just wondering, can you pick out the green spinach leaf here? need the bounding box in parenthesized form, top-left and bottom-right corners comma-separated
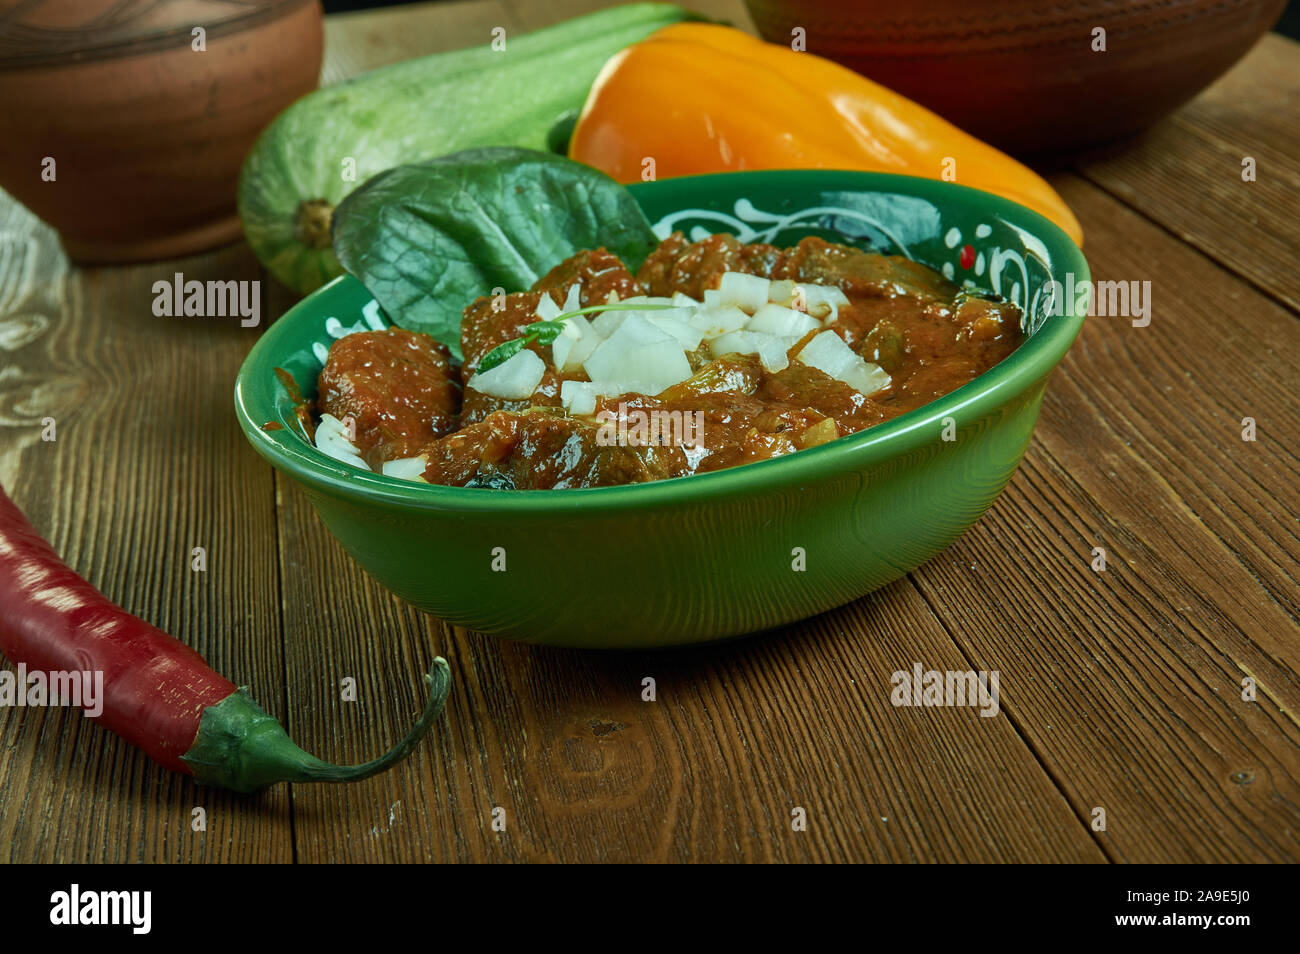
(331, 147, 659, 360)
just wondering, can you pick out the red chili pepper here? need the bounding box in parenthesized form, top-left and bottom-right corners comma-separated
(0, 485, 448, 793)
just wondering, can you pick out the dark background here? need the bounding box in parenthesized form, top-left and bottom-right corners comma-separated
(320, 0, 1300, 40)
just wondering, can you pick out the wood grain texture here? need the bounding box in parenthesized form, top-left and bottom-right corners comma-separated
(274, 481, 1105, 862)
(0, 199, 293, 862)
(1075, 34, 1300, 311)
(911, 174, 1300, 862)
(0, 0, 1297, 864)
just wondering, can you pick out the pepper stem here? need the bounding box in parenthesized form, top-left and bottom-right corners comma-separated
(181, 657, 451, 794)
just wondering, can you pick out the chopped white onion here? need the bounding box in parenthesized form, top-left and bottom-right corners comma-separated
(797, 331, 890, 396)
(763, 279, 848, 321)
(840, 359, 892, 396)
(560, 380, 600, 416)
(315, 413, 369, 470)
(688, 305, 749, 339)
(717, 272, 770, 314)
(802, 284, 850, 320)
(590, 308, 629, 338)
(746, 303, 820, 338)
(798, 330, 857, 376)
(707, 329, 792, 367)
(467, 348, 546, 399)
(589, 296, 661, 336)
(708, 330, 766, 358)
(562, 282, 582, 313)
(593, 302, 693, 339)
(647, 314, 705, 351)
(550, 314, 601, 373)
(507, 274, 868, 415)
(382, 456, 428, 481)
(767, 279, 798, 307)
(758, 337, 790, 373)
(584, 316, 693, 396)
(535, 293, 561, 321)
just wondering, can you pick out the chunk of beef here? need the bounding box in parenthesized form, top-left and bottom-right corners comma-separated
(420, 410, 673, 489)
(535, 248, 644, 307)
(636, 232, 783, 300)
(317, 328, 459, 468)
(775, 236, 950, 301)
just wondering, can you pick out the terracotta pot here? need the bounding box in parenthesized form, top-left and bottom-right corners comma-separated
(743, 0, 1287, 154)
(0, 0, 323, 263)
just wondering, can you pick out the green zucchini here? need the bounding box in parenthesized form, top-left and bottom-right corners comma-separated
(238, 3, 698, 295)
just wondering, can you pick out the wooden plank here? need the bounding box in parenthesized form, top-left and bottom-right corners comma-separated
(0, 196, 293, 861)
(910, 174, 1300, 862)
(273, 467, 1103, 862)
(1075, 34, 1300, 312)
(1047, 173, 1300, 635)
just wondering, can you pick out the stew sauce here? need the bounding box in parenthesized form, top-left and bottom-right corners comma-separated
(316, 234, 1024, 489)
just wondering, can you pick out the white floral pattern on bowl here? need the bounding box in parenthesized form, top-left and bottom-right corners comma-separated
(306, 195, 1059, 378)
(652, 199, 1057, 332)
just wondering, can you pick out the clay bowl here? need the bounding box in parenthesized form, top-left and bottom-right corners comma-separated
(743, 0, 1287, 154)
(0, 0, 323, 263)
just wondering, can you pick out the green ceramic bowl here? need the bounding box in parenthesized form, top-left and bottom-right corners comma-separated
(235, 171, 1087, 648)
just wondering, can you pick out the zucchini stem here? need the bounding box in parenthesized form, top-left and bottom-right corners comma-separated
(296, 199, 335, 250)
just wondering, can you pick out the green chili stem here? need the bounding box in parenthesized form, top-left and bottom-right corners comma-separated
(181, 657, 451, 793)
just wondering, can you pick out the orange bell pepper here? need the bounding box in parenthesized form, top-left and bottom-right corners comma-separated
(570, 23, 1083, 246)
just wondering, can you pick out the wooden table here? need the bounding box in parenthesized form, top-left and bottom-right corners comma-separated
(2, 0, 1297, 864)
